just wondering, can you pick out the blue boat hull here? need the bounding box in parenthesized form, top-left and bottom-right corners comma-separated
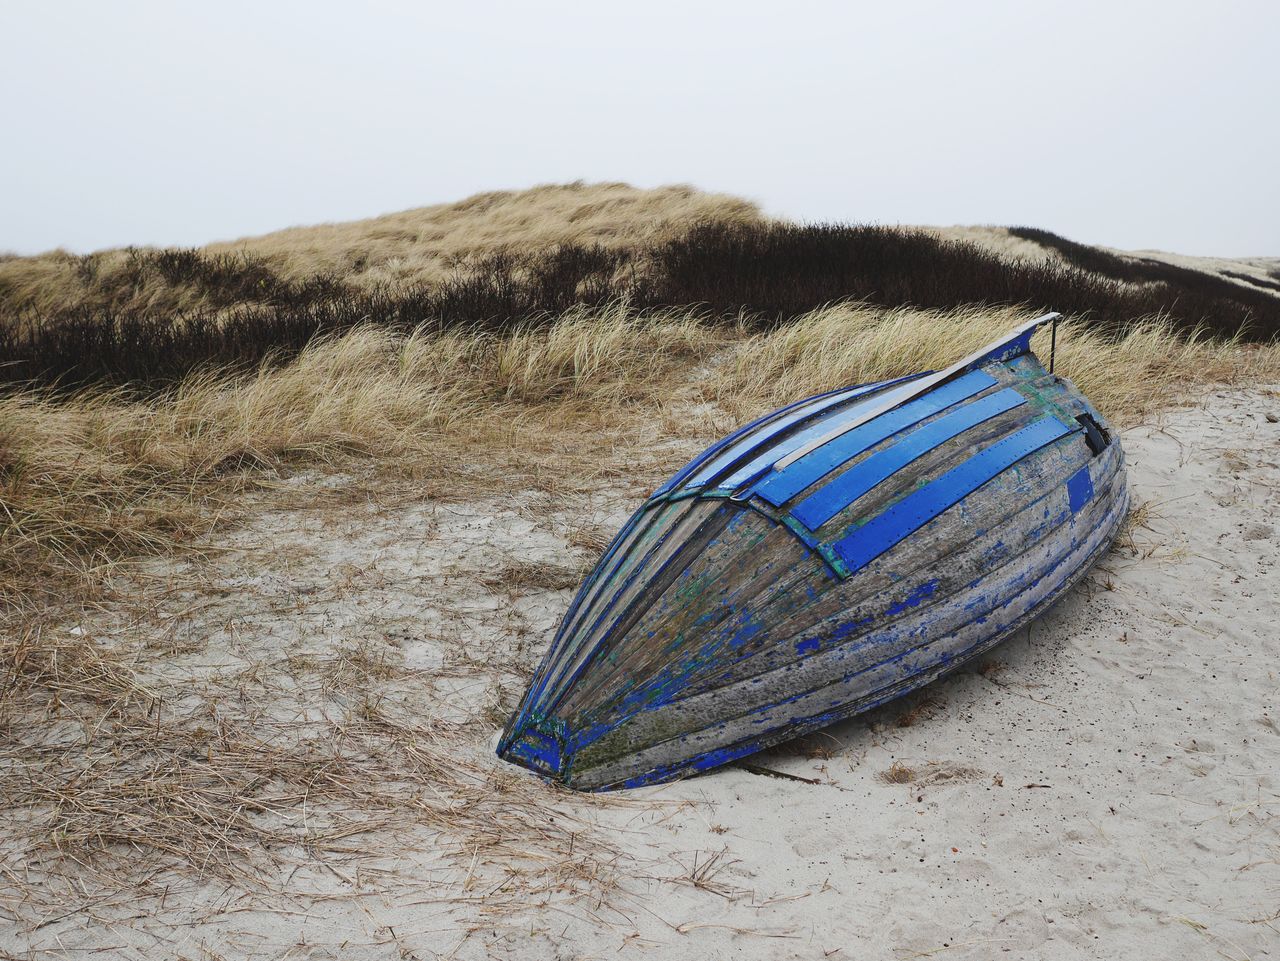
(499, 316, 1128, 790)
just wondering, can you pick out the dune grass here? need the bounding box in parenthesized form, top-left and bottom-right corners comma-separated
(4, 187, 1278, 389)
(0, 622, 633, 903)
(0, 306, 717, 613)
(213, 180, 762, 288)
(6, 302, 1275, 621)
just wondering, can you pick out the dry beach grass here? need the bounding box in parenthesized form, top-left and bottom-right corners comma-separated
(4, 186, 1278, 389)
(0, 182, 762, 316)
(0, 306, 716, 611)
(714, 304, 1279, 417)
(8, 303, 1276, 619)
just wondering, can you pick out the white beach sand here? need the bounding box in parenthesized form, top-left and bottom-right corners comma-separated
(3, 386, 1277, 960)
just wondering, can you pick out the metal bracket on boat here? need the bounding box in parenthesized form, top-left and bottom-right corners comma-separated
(1075, 412, 1110, 455)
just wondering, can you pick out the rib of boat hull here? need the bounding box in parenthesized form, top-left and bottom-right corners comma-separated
(499, 315, 1128, 790)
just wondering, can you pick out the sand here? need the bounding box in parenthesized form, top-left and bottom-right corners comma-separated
(2, 385, 1277, 960)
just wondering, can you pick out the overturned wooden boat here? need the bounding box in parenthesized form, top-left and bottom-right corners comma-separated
(498, 313, 1128, 790)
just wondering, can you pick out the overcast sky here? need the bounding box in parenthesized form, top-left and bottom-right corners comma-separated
(3, 1, 1277, 257)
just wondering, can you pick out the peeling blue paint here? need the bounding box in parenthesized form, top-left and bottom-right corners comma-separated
(754, 369, 1000, 508)
(683, 375, 922, 491)
(833, 416, 1074, 573)
(795, 636, 821, 656)
(886, 578, 940, 617)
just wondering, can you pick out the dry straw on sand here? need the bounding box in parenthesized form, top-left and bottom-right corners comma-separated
(0, 622, 644, 917)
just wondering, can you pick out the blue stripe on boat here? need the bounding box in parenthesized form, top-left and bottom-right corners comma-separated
(832, 416, 1074, 573)
(753, 369, 999, 507)
(683, 375, 921, 490)
(651, 383, 870, 497)
(792, 387, 1028, 531)
(713, 378, 955, 493)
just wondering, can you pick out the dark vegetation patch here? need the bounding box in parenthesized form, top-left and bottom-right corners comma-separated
(1007, 226, 1280, 331)
(133, 248, 350, 308)
(3, 224, 1277, 389)
(1222, 269, 1280, 294)
(27, 247, 350, 315)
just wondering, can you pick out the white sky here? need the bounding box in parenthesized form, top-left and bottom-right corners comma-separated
(2, 0, 1277, 257)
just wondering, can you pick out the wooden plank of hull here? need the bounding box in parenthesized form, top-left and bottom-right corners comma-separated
(556, 498, 696, 649)
(526, 498, 726, 712)
(814, 372, 1090, 544)
(517, 500, 681, 706)
(753, 359, 1043, 508)
(682, 376, 920, 489)
(559, 516, 820, 719)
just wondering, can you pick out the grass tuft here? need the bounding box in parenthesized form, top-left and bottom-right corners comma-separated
(712, 303, 1278, 421)
(0, 307, 717, 611)
(881, 761, 917, 784)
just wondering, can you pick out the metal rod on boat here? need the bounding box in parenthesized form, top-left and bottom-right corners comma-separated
(1049, 314, 1059, 375)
